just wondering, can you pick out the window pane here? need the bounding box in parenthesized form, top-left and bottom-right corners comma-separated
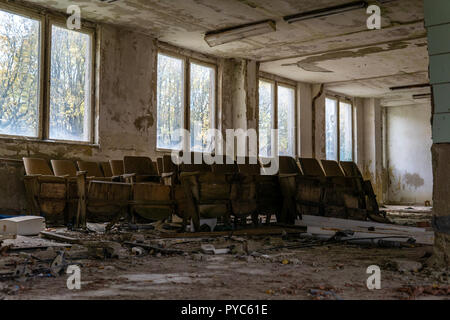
(278, 85, 295, 156)
(0, 10, 40, 137)
(49, 26, 91, 141)
(325, 98, 338, 160)
(157, 53, 184, 150)
(259, 80, 274, 157)
(190, 63, 215, 153)
(339, 102, 353, 161)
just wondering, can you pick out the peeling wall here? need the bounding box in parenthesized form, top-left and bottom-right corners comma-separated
(298, 83, 313, 158)
(312, 85, 326, 160)
(354, 97, 365, 170)
(363, 98, 384, 203)
(386, 103, 433, 205)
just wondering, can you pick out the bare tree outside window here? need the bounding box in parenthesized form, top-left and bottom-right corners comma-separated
(259, 80, 274, 157)
(278, 85, 295, 156)
(157, 53, 184, 150)
(190, 63, 215, 153)
(49, 25, 92, 142)
(0, 10, 40, 137)
(326, 98, 338, 161)
(339, 101, 353, 161)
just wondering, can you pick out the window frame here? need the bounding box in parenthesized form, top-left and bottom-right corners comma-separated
(325, 95, 355, 162)
(0, 3, 97, 145)
(156, 48, 218, 154)
(258, 76, 298, 158)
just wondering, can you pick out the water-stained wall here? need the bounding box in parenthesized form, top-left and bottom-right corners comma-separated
(386, 103, 433, 205)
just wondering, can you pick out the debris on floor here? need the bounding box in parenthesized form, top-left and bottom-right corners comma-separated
(0, 218, 444, 300)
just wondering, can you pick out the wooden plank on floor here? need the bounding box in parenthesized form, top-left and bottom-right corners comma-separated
(296, 215, 434, 245)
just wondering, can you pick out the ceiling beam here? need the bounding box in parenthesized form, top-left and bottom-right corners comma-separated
(260, 21, 425, 63)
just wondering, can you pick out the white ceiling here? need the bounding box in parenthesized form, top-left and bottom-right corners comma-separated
(20, 0, 429, 100)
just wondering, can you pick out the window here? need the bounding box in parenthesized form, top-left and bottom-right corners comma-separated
(325, 97, 354, 161)
(190, 63, 215, 152)
(157, 53, 184, 150)
(0, 5, 95, 142)
(0, 9, 40, 137)
(339, 101, 353, 161)
(49, 26, 92, 142)
(157, 52, 216, 152)
(258, 80, 274, 157)
(258, 78, 296, 157)
(277, 85, 295, 156)
(325, 98, 338, 160)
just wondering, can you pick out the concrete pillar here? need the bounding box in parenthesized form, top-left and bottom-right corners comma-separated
(298, 83, 313, 158)
(217, 58, 259, 157)
(363, 98, 384, 203)
(354, 98, 365, 170)
(424, 0, 450, 267)
(312, 85, 326, 160)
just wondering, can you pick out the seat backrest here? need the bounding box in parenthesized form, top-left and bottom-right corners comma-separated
(279, 156, 301, 175)
(212, 156, 238, 174)
(123, 156, 158, 175)
(156, 158, 163, 175)
(100, 162, 113, 177)
(23, 158, 53, 176)
(109, 160, 124, 176)
(179, 152, 210, 173)
(321, 160, 345, 177)
(237, 157, 260, 175)
(162, 154, 178, 174)
(77, 161, 104, 177)
(51, 160, 77, 177)
(298, 158, 325, 177)
(340, 161, 363, 177)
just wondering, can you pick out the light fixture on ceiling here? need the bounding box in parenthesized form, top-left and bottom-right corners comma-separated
(389, 83, 430, 91)
(204, 20, 276, 47)
(413, 93, 431, 100)
(283, 1, 368, 24)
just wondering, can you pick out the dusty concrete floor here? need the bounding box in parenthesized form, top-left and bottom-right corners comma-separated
(1, 224, 448, 300)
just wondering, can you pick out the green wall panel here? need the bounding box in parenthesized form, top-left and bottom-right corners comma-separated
(433, 84, 450, 114)
(430, 54, 450, 85)
(427, 24, 450, 55)
(433, 113, 450, 143)
(424, 0, 450, 27)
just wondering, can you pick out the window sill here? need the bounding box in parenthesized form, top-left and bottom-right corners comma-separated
(0, 135, 100, 148)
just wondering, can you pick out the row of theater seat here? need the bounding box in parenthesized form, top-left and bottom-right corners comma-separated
(22, 154, 383, 230)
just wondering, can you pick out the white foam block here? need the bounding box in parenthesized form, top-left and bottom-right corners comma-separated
(0, 216, 45, 236)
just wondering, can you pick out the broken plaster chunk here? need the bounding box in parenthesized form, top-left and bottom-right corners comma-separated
(131, 247, 144, 256)
(201, 244, 230, 255)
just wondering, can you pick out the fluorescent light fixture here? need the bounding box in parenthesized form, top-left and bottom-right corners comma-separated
(204, 20, 276, 47)
(389, 83, 430, 91)
(413, 93, 431, 100)
(284, 1, 367, 24)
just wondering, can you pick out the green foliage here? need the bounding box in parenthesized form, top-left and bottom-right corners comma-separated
(49, 26, 91, 141)
(0, 11, 40, 137)
(157, 54, 184, 149)
(0, 10, 91, 141)
(259, 80, 273, 157)
(157, 54, 215, 151)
